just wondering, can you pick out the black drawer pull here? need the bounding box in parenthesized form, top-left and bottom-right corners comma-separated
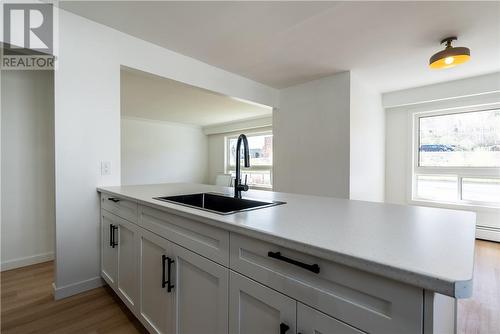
(268, 251, 320, 274)
(166, 257, 175, 292)
(110, 225, 118, 248)
(162, 255, 168, 288)
(108, 197, 120, 203)
(109, 224, 113, 247)
(161, 255, 175, 292)
(280, 323, 290, 334)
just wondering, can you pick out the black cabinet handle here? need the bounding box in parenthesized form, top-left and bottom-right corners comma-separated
(280, 323, 290, 334)
(161, 255, 175, 292)
(268, 251, 320, 274)
(111, 225, 118, 248)
(109, 224, 113, 247)
(108, 197, 120, 203)
(166, 257, 175, 292)
(162, 255, 168, 288)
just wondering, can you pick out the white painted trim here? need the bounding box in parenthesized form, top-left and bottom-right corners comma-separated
(408, 199, 500, 213)
(406, 103, 500, 209)
(0, 252, 54, 272)
(121, 116, 203, 129)
(228, 96, 274, 110)
(386, 93, 500, 115)
(476, 226, 500, 243)
(203, 116, 272, 135)
(383, 72, 500, 108)
(53, 276, 104, 300)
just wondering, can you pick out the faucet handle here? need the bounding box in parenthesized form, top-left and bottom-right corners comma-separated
(236, 174, 249, 192)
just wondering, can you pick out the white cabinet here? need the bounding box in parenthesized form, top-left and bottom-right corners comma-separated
(101, 192, 138, 223)
(100, 192, 429, 334)
(115, 217, 139, 312)
(229, 271, 296, 334)
(297, 303, 363, 334)
(171, 243, 228, 334)
(100, 210, 139, 312)
(138, 205, 230, 266)
(101, 210, 118, 287)
(230, 233, 422, 334)
(138, 227, 174, 334)
(137, 227, 229, 334)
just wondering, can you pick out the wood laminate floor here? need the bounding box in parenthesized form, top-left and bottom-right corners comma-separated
(457, 240, 500, 334)
(1, 240, 499, 334)
(0, 262, 146, 334)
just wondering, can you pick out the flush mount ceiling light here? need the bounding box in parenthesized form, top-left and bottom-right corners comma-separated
(429, 37, 470, 69)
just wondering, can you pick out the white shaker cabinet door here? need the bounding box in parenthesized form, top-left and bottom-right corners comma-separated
(101, 211, 118, 288)
(138, 228, 174, 334)
(171, 243, 229, 334)
(229, 271, 296, 334)
(297, 303, 364, 334)
(116, 217, 140, 312)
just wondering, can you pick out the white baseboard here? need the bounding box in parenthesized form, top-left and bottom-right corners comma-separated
(53, 276, 105, 300)
(0, 252, 54, 272)
(476, 226, 500, 243)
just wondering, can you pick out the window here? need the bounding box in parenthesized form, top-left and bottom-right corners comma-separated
(225, 131, 273, 189)
(412, 108, 500, 207)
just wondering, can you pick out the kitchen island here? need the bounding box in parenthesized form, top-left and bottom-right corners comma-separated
(97, 183, 475, 334)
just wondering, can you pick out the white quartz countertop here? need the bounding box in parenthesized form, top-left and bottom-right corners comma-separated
(97, 183, 476, 298)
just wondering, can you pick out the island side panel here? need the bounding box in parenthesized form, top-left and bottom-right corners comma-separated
(424, 290, 457, 334)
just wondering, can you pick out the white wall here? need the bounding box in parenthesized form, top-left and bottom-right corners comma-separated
(384, 73, 500, 241)
(385, 109, 409, 204)
(349, 74, 385, 202)
(207, 125, 272, 185)
(121, 117, 207, 185)
(1, 70, 55, 271)
(54, 9, 278, 299)
(274, 73, 351, 198)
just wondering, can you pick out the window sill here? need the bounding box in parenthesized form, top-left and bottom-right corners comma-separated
(409, 198, 500, 212)
(249, 185, 273, 191)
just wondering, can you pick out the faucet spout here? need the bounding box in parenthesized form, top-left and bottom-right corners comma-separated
(234, 134, 250, 198)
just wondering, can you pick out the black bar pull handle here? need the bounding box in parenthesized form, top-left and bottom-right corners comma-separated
(111, 225, 118, 248)
(166, 257, 175, 292)
(162, 255, 167, 288)
(109, 224, 113, 247)
(268, 251, 320, 274)
(280, 323, 290, 334)
(108, 197, 120, 203)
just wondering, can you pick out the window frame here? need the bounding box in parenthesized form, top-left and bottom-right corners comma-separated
(410, 106, 500, 209)
(224, 130, 274, 190)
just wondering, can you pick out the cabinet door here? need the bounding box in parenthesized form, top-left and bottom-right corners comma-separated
(229, 271, 296, 334)
(171, 243, 229, 334)
(297, 303, 363, 334)
(116, 218, 139, 312)
(138, 228, 174, 334)
(101, 210, 118, 287)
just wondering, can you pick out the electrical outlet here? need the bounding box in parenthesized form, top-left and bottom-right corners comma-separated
(101, 161, 111, 176)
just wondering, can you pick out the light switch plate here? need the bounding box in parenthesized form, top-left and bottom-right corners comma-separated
(101, 161, 111, 175)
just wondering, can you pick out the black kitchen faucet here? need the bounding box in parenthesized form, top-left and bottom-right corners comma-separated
(234, 134, 250, 198)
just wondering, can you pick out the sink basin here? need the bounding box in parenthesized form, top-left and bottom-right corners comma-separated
(153, 192, 285, 215)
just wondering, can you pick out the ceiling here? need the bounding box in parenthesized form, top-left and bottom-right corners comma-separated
(61, 1, 500, 92)
(120, 67, 271, 126)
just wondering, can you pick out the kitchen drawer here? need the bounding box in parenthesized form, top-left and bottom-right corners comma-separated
(298, 302, 364, 334)
(101, 193, 138, 223)
(138, 205, 229, 266)
(229, 233, 423, 334)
